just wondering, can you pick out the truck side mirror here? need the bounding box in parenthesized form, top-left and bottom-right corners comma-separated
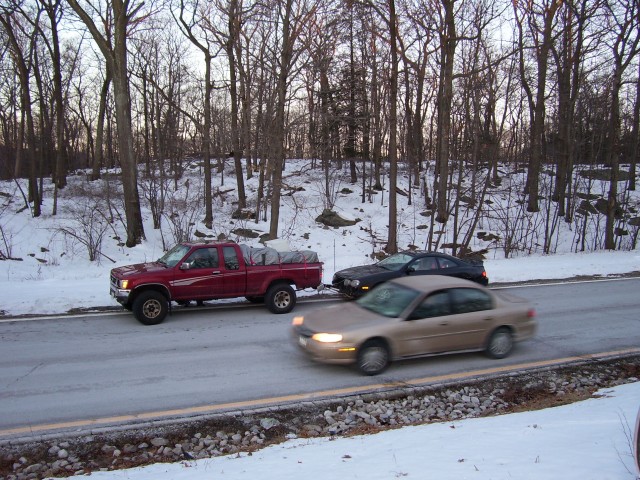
(179, 262, 191, 270)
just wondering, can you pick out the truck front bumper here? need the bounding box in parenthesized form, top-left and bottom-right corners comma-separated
(110, 285, 131, 304)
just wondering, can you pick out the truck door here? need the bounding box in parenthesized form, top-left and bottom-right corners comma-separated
(172, 247, 224, 300)
(220, 246, 247, 296)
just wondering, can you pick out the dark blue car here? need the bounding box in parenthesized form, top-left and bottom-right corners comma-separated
(331, 251, 488, 298)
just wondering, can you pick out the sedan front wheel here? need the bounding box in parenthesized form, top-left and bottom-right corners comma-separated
(357, 341, 390, 375)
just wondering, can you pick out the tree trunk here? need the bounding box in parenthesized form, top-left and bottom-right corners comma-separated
(385, 0, 398, 253)
(435, 0, 456, 225)
(227, 0, 246, 210)
(0, 12, 41, 217)
(67, 0, 145, 246)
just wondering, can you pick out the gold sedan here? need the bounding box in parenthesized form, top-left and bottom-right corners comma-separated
(292, 275, 536, 375)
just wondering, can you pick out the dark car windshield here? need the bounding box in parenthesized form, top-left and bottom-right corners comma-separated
(376, 252, 414, 271)
(157, 244, 191, 267)
(356, 282, 421, 318)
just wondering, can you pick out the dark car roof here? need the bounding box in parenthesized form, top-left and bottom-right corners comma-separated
(390, 274, 485, 292)
(395, 251, 463, 261)
(403, 251, 453, 257)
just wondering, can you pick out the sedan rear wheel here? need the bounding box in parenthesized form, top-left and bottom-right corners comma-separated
(357, 341, 389, 376)
(486, 327, 513, 359)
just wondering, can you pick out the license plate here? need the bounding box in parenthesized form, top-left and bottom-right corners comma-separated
(298, 336, 308, 348)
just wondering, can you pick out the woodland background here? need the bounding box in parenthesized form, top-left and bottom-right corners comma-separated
(1, 0, 640, 258)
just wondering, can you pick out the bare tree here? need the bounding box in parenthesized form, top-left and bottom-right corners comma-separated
(602, 0, 640, 249)
(362, 0, 399, 253)
(268, 0, 317, 240)
(204, 0, 252, 211)
(66, 0, 146, 247)
(174, 0, 218, 228)
(0, 4, 42, 216)
(513, 0, 562, 213)
(551, 0, 600, 221)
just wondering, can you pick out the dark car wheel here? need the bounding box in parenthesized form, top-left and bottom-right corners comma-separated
(133, 291, 169, 326)
(265, 284, 296, 314)
(357, 340, 390, 375)
(485, 327, 513, 359)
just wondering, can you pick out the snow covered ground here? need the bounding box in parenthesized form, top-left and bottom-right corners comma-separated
(1, 160, 640, 317)
(73, 381, 640, 480)
(1, 163, 639, 478)
(1, 244, 639, 317)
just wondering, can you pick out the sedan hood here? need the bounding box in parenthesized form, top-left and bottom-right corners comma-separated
(301, 301, 386, 332)
(335, 264, 387, 279)
(111, 262, 166, 277)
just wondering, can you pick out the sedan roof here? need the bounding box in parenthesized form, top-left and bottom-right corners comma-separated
(389, 274, 484, 292)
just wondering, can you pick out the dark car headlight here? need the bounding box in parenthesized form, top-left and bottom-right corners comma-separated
(350, 279, 360, 287)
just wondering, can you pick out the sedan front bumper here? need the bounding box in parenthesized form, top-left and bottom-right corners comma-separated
(292, 328, 358, 365)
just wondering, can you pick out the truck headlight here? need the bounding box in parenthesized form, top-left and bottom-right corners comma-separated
(120, 280, 130, 289)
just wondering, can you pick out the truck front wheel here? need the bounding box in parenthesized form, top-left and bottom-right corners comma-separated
(133, 291, 169, 325)
(266, 284, 296, 314)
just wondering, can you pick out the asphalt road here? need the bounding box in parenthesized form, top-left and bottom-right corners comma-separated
(1, 278, 639, 437)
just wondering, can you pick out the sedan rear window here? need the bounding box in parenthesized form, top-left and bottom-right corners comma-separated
(450, 288, 493, 314)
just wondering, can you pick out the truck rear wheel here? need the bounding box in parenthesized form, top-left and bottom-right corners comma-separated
(133, 291, 168, 325)
(265, 284, 296, 314)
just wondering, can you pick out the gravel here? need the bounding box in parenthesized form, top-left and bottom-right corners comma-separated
(1, 354, 639, 479)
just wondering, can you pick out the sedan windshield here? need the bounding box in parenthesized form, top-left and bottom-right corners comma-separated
(356, 282, 421, 318)
(157, 244, 191, 267)
(376, 252, 414, 271)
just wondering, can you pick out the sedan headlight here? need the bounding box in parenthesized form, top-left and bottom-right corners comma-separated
(351, 279, 360, 287)
(312, 333, 343, 343)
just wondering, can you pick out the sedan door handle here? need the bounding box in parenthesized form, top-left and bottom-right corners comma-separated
(484, 317, 493, 321)
(439, 321, 449, 326)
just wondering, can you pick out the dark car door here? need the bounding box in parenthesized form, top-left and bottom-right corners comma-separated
(406, 256, 441, 275)
(434, 257, 477, 281)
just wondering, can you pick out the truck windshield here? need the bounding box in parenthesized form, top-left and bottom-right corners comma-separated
(376, 253, 414, 271)
(157, 244, 191, 267)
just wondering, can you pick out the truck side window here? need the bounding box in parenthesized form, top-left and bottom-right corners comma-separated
(187, 248, 219, 269)
(223, 246, 239, 270)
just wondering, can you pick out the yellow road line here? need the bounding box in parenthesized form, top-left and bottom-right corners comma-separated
(3, 347, 639, 438)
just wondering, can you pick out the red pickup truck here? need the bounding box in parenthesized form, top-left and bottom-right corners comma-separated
(110, 241, 323, 325)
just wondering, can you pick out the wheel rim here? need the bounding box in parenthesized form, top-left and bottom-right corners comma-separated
(273, 291, 291, 309)
(142, 299, 162, 319)
(489, 331, 512, 356)
(359, 346, 388, 374)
